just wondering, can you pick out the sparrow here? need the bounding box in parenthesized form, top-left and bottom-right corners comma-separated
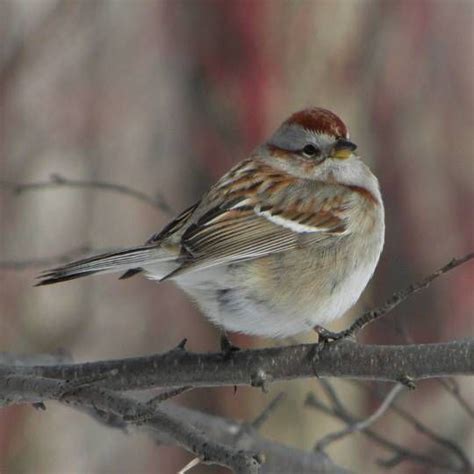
(37, 107, 385, 339)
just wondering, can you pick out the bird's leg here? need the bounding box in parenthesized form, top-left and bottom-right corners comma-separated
(220, 331, 241, 356)
(312, 325, 356, 377)
(311, 325, 342, 378)
(314, 325, 343, 343)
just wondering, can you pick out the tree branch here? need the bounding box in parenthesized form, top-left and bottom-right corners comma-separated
(359, 382, 473, 472)
(321, 252, 474, 340)
(165, 403, 349, 474)
(0, 373, 348, 473)
(0, 173, 173, 214)
(0, 374, 260, 473)
(314, 383, 405, 451)
(305, 391, 463, 472)
(1, 340, 472, 397)
(438, 378, 474, 419)
(65, 387, 261, 474)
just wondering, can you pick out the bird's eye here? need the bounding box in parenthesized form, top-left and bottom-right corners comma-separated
(302, 144, 320, 158)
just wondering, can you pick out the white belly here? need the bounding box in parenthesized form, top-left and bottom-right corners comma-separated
(173, 233, 383, 338)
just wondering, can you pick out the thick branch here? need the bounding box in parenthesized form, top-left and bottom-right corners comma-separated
(1, 340, 472, 395)
(0, 374, 259, 473)
(64, 387, 260, 474)
(164, 403, 349, 474)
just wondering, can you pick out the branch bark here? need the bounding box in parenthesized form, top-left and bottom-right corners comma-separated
(1, 340, 472, 396)
(0, 373, 348, 473)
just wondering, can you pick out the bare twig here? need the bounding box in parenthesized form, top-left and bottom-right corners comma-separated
(438, 378, 474, 419)
(0, 174, 176, 270)
(305, 392, 462, 472)
(251, 392, 286, 431)
(328, 253, 474, 340)
(330, 379, 472, 472)
(318, 379, 347, 414)
(146, 386, 192, 408)
(128, 386, 193, 424)
(0, 174, 173, 214)
(178, 457, 202, 474)
(367, 383, 473, 472)
(314, 384, 405, 451)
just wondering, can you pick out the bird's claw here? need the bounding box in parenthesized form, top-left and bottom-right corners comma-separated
(313, 325, 347, 344)
(220, 333, 241, 357)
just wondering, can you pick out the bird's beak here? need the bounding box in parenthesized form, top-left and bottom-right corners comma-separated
(330, 139, 357, 160)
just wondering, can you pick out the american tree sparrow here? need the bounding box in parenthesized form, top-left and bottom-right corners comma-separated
(38, 107, 385, 339)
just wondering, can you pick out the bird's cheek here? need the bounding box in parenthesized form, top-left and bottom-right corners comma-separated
(299, 158, 325, 175)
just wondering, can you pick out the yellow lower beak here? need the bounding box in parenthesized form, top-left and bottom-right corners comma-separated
(331, 139, 357, 160)
(331, 148, 353, 160)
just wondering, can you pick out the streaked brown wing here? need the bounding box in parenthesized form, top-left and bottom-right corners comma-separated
(181, 209, 301, 264)
(162, 162, 353, 279)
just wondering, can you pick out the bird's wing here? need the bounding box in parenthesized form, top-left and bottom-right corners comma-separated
(117, 201, 201, 279)
(146, 201, 201, 244)
(160, 160, 356, 279)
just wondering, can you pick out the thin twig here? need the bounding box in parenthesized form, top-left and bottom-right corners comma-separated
(178, 457, 202, 474)
(382, 385, 472, 472)
(127, 386, 193, 424)
(314, 383, 405, 451)
(438, 378, 474, 419)
(384, 391, 472, 472)
(318, 379, 347, 414)
(305, 392, 462, 472)
(0, 174, 173, 214)
(330, 253, 474, 339)
(350, 380, 472, 472)
(232, 392, 286, 446)
(251, 392, 286, 431)
(147, 386, 192, 409)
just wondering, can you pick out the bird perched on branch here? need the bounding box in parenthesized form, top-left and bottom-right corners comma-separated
(37, 107, 385, 339)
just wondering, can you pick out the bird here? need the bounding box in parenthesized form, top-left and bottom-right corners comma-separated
(37, 107, 385, 339)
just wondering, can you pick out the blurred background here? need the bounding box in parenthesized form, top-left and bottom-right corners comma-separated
(0, 0, 473, 473)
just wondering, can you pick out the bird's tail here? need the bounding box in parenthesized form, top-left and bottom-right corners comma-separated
(36, 245, 174, 286)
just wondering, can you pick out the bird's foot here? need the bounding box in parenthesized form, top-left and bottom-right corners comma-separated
(313, 325, 353, 344)
(220, 333, 240, 357)
(312, 325, 355, 377)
